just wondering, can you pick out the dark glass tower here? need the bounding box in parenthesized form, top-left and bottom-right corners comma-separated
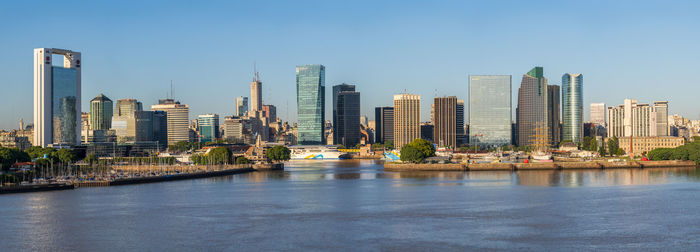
(333, 84, 360, 147)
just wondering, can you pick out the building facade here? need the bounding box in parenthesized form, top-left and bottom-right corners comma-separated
(197, 114, 220, 143)
(262, 105, 277, 122)
(393, 94, 420, 148)
(612, 136, 684, 157)
(516, 67, 549, 147)
(590, 102, 606, 126)
(562, 73, 583, 144)
(251, 74, 262, 112)
(374, 107, 394, 144)
(151, 99, 190, 144)
(235, 96, 248, 117)
(547, 84, 561, 146)
(332, 84, 361, 147)
(296, 64, 325, 145)
(469, 75, 512, 147)
(607, 99, 669, 138)
(34, 48, 82, 147)
(89, 94, 113, 131)
(433, 96, 457, 148)
(456, 99, 465, 147)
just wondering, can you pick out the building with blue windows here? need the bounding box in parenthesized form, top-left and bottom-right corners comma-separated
(198, 114, 220, 143)
(562, 73, 583, 144)
(469, 75, 512, 148)
(296, 64, 325, 145)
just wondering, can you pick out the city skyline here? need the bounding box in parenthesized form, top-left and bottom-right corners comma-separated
(2, 1, 700, 130)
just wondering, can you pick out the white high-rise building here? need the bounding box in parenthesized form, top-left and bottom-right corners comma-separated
(251, 73, 262, 112)
(607, 99, 669, 138)
(590, 102, 606, 126)
(34, 48, 82, 147)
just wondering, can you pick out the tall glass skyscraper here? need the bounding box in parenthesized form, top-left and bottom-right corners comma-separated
(34, 48, 81, 147)
(517, 67, 549, 147)
(562, 73, 583, 143)
(296, 64, 325, 145)
(333, 83, 360, 147)
(469, 75, 512, 147)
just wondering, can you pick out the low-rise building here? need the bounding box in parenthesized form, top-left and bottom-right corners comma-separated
(611, 136, 685, 157)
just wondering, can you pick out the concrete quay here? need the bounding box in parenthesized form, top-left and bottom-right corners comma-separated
(384, 160, 697, 172)
(0, 183, 75, 194)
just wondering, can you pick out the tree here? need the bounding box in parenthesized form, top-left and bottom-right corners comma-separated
(84, 154, 98, 166)
(598, 144, 606, 157)
(582, 136, 592, 150)
(266, 146, 291, 162)
(169, 141, 194, 152)
(207, 147, 232, 164)
(589, 137, 598, 152)
(235, 156, 251, 164)
(405, 139, 435, 158)
(56, 149, 78, 164)
(400, 145, 425, 163)
(607, 137, 620, 156)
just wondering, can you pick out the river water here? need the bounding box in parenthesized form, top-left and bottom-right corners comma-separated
(1, 160, 700, 251)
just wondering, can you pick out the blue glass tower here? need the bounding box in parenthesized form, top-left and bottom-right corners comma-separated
(469, 75, 512, 147)
(198, 114, 220, 143)
(296, 64, 325, 145)
(562, 73, 583, 144)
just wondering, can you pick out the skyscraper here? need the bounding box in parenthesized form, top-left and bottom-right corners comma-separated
(517, 67, 549, 147)
(393, 94, 420, 148)
(562, 73, 583, 144)
(456, 99, 465, 147)
(590, 103, 606, 126)
(152, 110, 168, 148)
(333, 83, 361, 147)
(262, 104, 277, 122)
(235, 96, 248, 117)
(469, 75, 512, 147)
(90, 93, 113, 131)
(653, 101, 669, 136)
(34, 48, 82, 147)
(547, 85, 561, 146)
(151, 99, 190, 144)
(251, 73, 262, 112)
(374, 107, 394, 144)
(198, 114, 220, 143)
(296, 64, 325, 145)
(433, 96, 457, 148)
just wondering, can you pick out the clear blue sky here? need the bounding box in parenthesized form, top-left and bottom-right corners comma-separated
(1, 0, 698, 130)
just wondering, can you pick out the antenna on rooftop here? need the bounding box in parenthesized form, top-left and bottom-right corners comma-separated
(170, 80, 173, 100)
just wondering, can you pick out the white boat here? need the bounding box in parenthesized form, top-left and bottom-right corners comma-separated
(531, 151, 553, 162)
(289, 146, 348, 160)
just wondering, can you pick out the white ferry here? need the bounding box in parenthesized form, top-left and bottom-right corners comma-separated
(289, 146, 348, 160)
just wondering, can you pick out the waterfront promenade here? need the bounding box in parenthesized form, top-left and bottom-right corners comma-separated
(384, 160, 697, 171)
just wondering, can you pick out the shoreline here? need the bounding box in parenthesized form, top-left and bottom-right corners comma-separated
(0, 163, 283, 194)
(384, 160, 698, 171)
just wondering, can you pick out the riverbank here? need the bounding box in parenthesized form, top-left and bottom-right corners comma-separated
(0, 183, 75, 194)
(1, 163, 284, 194)
(384, 160, 697, 171)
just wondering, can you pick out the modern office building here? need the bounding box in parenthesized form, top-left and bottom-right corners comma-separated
(516, 67, 549, 147)
(332, 83, 361, 147)
(420, 122, 434, 142)
(607, 99, 669, 138)
(116, 99, 142, 117)
(456, 99, 465, 147)
(469, 75, 512, 147)
(374, 107, 394, 144)
(89, 93, 113, 131)
(562, 73, 583, 144)
(251, 73, 262, 112)
(34, 48, 82, 147)
(151, 99, 190, 144)
(296, 64, 325, 145)
(152, 110, 168, 148)
(393, 94, 420, 148)
(433, 96, 457, 148)
(197, 114, 220, 143)
(235, 96, 248, 117)
(590, 103, 606, 126)
(547, 85, 561, 146)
